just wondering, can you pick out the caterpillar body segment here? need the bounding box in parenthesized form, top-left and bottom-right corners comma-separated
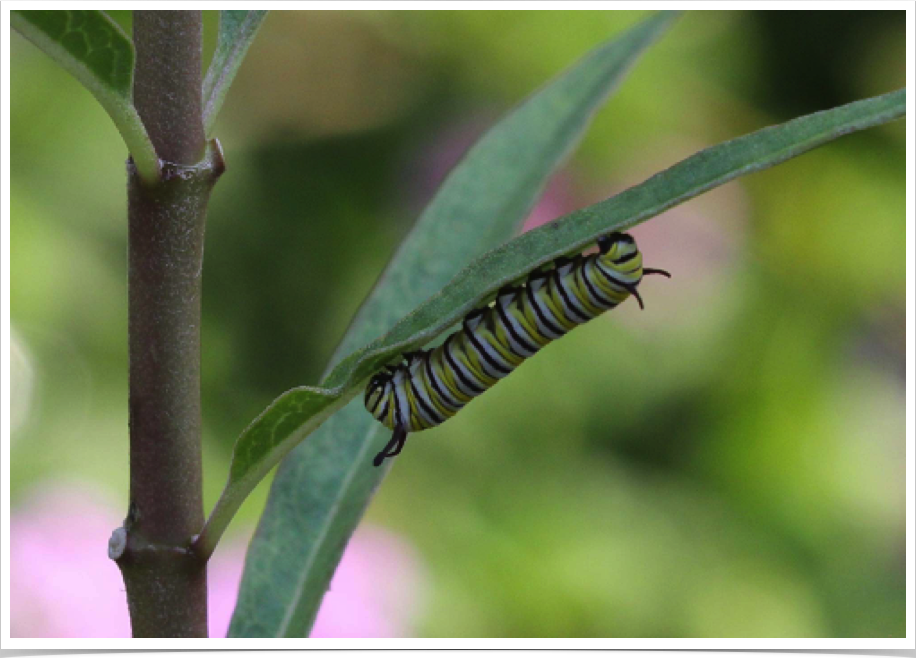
(365, 231, 669, 466)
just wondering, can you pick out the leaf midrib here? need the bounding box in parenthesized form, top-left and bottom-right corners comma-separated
(276, 429, 376, 636)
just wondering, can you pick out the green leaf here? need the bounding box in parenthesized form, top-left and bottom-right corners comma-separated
(202, 10, 268, 136)
(11, 10, 160, 183)
(320, 88, 903, 399)
(225, 84, 904, 636)
(205, 12, 681, 636)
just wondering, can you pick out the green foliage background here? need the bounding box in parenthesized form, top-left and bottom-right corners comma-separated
(10, 11, 905, 637)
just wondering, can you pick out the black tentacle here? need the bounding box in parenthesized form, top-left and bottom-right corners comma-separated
(364, 232, 671, 466)
(373, 425, 409, 467)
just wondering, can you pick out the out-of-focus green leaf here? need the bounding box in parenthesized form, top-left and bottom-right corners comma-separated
(202, 10, 268, 135)
(203, 11, 681, 636)
(11, 10, 160, 183)
(315, 90, 903, 401)
(219, 86, 903, 637)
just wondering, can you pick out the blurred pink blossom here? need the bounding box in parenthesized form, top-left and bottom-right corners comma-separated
(10, 482, 425, 638)
(520, 173, 579, 233)
(311, 526, 425, 638)
(403, 113, 583, 233)
(10, 484, 131, 637)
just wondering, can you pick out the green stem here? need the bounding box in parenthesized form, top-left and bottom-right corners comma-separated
(111, 104, 162, 185)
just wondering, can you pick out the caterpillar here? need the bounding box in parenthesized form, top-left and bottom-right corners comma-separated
(364, 231, 669, 467)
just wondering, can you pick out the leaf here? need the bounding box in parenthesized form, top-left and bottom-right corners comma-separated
(11, 10, 160, 183)
(321, 88, 904, 398)
(225, 85, 904, 636)
(209, 12, 682, 636)
(202, 10, 268, 136)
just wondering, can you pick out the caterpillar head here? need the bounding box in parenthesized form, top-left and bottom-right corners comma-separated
(596, 232, 671, 309)
(597, 232, 643, 275)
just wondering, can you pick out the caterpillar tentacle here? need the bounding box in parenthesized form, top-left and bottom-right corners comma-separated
(373, 425, 408, 467)
(364, 231, 667, 466)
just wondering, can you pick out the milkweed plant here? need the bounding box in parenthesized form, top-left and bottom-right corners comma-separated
(10, 9, 906, 638)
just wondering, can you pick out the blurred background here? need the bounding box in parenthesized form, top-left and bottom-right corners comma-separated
(10, 10, 906, 638)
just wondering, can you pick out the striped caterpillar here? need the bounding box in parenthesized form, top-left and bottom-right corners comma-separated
(365, 231, 669, 466)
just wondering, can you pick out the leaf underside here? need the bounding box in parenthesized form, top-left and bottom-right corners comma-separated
(222, 12, 682, 637)
(13, 10, 134, 96)
(226, 84, 904, 636)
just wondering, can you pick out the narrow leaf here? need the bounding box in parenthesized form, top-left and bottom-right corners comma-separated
(12, 10, 160, 183)
(322, 88, 905, 402)
(224, 86, 904, 635)
(202, 10, 268, 136)
(213, 12, 681, 636)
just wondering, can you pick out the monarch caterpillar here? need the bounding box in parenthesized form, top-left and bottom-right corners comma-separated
(365, 231, 669, 466)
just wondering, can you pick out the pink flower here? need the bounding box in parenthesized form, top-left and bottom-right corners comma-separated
(10, 484, 132, 638)
(10, 482, 425, 638)
(310, 526, 425, 638)
(402, 113, 583, 235)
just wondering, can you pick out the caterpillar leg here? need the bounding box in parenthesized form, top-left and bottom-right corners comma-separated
(373, 425, 409, 467)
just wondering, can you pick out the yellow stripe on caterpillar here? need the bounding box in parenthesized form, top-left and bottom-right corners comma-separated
(365, 231, 670, 466)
